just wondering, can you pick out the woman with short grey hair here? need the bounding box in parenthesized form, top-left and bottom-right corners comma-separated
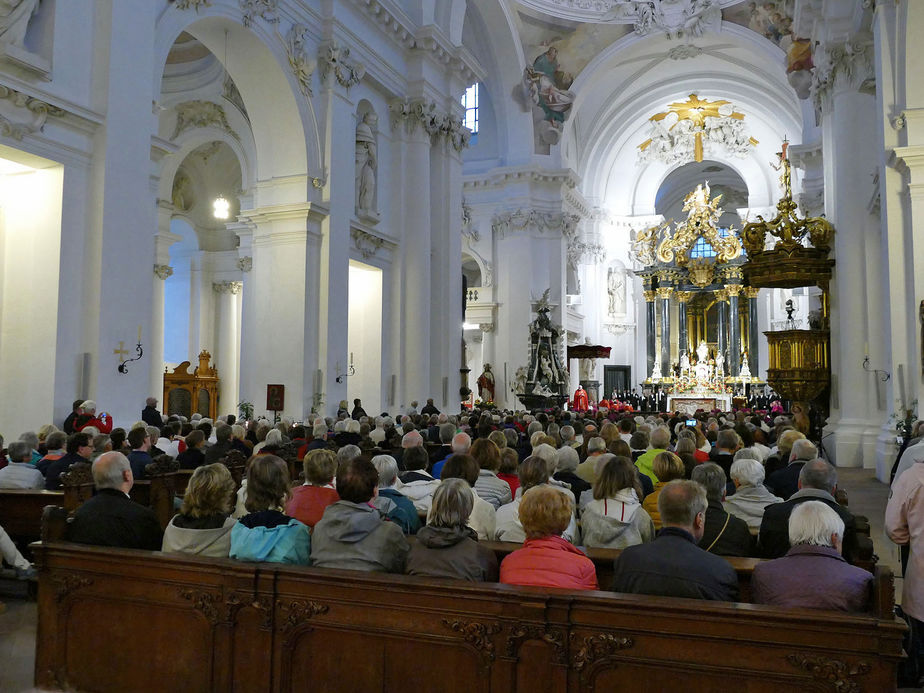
(405, 478, 498, 582)
(723, 457, 783, 531)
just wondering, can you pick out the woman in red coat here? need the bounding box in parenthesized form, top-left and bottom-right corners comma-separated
(499, 486, 597, 590)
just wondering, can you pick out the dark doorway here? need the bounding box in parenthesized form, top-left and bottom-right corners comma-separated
(604, 365, 632, 397)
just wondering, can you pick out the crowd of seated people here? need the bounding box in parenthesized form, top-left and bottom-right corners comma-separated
(0, 399, 882, 618)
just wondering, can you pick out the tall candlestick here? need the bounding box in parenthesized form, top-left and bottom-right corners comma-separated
(137, 325, 142, 343)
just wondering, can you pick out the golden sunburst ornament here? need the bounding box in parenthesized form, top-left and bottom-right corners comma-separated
(639, 93, 759, 162)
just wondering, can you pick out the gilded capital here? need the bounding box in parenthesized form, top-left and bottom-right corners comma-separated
(674, 291, 694, 303)
(743, 286, 760, 299)
(722, 266, 744, 281)
(725, 284, 744, 298)
(655, 287, 674, 300)
(643, 290, 657, 302)
(714, 288, 729, 301)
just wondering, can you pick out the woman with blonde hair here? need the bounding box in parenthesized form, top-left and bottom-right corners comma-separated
(162, 463, 237, 557)
(285, 449, 340, 529)
(499, 486, 597, 590)
(642, 451, 686, 530)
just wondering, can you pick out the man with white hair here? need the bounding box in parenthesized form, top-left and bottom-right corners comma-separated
(634, 426, 671, 485)
(576, 436, 607, 484)
(432, 431, 470, 479)
(369, 417, 387, 445)
(0, 441, 44, 489)
(67, 451, 163, 550)
(75, 400, 113, 434)
(766, 438, 818, 500)
(723, 457, 783, 530)
(758, 459, 859, 563)
(141, 396, 163, 427)
(752, 501, 871, 612)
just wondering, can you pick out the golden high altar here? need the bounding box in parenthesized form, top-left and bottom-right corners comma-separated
(632, 178, 764, 398)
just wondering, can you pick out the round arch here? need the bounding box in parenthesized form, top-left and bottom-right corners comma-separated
(157, 126, 255, 214)
(561, 23, 802, 213)
(154, 5, 318, 192)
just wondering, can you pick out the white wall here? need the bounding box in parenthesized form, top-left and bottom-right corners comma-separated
(0, 160, 64, 436)
(348, 261, 383, 415)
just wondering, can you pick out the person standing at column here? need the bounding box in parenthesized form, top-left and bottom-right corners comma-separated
(886, 458, 924, 673)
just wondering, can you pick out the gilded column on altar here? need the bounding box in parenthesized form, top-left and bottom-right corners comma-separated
(675, 291, 694, 362)
(643, 288, 657, 380)
(744, 286, 760, 376)
(714, 288, 729, 360)
(725, 284, 744, 377)
(656, 286, 674, 378)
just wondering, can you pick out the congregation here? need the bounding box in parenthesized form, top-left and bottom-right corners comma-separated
(0, 397, 887, 622)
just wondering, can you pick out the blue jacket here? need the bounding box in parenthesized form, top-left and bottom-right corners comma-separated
(377, 488, 421, 534)
(230, 510, 310, 565)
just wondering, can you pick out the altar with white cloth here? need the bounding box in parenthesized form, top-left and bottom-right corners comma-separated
(667, 393, 733, 414)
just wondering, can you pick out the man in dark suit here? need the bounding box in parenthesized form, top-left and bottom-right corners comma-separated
(67, 452, 163, 550)
(765, 438, 818, 500)
(141, 397, 163, 428)
(611, 480, 739, 601)
(758, 458, 858, 564)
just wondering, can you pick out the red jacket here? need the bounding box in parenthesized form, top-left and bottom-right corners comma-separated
(77, 414, 113, 434)
(500, 535, 598, 591)
(285, 484, 340, 529)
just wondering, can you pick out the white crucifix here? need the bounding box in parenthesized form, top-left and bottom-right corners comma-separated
(114, 341, 130, 360)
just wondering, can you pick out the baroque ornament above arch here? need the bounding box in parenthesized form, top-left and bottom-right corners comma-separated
(514, 0, 740, 38)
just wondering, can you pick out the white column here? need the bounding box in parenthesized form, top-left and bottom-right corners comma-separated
(429, 117, 464, 409)
(151, 207, 181, 401)
(876, 1, 924, 479)
(89, 0, 157, 427)
(213, 281, 242, 416)
(238, 206, 309, 421)
(821, 44, 881, 468)
(315, 78, 353, 417)
(393, 101, 432, 407)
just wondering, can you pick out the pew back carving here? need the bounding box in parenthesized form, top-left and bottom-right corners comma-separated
(32, 542, 905, 693)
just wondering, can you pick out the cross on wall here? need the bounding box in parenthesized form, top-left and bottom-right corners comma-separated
(114, 341, 130, 360)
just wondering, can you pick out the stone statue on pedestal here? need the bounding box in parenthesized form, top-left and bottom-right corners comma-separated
(355, 112, 377, 214)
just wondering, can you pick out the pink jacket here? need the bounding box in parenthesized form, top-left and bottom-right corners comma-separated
(500, 535, 598, 591)
(886, 462, 924, 620)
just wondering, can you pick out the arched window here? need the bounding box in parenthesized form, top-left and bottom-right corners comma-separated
(461, 83, 479, 137)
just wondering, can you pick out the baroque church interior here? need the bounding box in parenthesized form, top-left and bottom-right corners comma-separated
(1, 0, 924, 690)
(0, 0, 911, 476)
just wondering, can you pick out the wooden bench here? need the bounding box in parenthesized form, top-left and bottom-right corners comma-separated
(0, 489, 65, 544)
(31, 541, 905, 692)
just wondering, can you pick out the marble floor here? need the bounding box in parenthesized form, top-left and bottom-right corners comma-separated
(0, 467, 914, 692)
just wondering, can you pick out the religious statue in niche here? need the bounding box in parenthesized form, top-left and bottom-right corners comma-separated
(477, 363, 495, 402)
(355, 111, 378, 218)
(607, 267, 626, 316)
(0, 0, 39, 48)
(522, 46, 574, 148)
(172, 170, 195, 212)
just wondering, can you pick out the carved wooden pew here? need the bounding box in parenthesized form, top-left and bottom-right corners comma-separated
(31, 541, 905, 693)
(0, 489, 65, 544)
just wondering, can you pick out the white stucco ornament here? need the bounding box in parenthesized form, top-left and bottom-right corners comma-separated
(515, 0, 733, 38)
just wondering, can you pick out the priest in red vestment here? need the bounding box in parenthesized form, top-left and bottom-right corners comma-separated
(572, 386, 589, 412)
